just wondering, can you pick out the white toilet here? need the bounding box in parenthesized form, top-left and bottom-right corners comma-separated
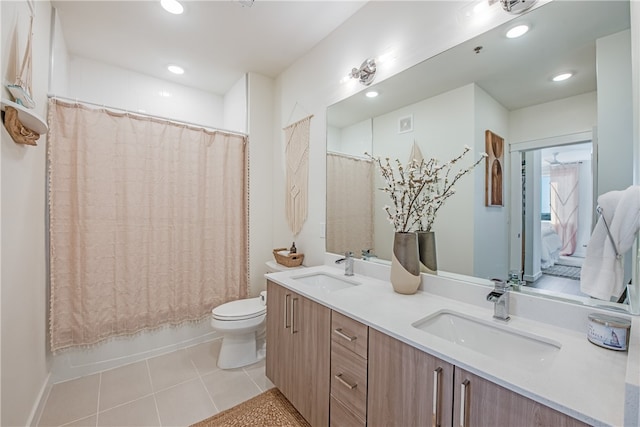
(210, 260, 303, 369)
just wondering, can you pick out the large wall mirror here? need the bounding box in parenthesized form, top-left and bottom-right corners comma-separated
(326, 1, 636, 312)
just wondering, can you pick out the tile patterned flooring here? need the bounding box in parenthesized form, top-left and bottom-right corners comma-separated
(37, 339, 274, 427)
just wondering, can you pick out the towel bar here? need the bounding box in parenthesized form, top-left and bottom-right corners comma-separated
(596, 206, 622, 259)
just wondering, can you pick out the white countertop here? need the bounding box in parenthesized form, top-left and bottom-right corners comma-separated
(265, 263, 638, 427)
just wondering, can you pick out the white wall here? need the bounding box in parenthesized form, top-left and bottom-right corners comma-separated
(597, 29, 633, 196)
(372, 84, 477, 275)
(509, 92, 597, 144)
(1, 1, 52, 425)
(473, 85, 510, 280)
(273, 1, 538, 268)
(327, 119, 372, 158)
(247, 72, 275, 295)
(64, 56, 225, 128)
(224, 74, 247, 134)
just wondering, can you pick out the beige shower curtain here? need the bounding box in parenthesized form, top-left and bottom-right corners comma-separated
(326, 153, 374, 255)
(48, 99, 248, 352)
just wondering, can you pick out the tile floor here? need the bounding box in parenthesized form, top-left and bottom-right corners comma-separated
(527, 274, 588, 298)
(37, 339, 274, 427)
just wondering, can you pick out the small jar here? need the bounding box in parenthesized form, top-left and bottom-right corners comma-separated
(587, 313, 631, 351)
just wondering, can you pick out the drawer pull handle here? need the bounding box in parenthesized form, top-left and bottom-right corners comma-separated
(334, 373, 357, 390)
(432, 367, 442, 427)
(460, 379, 470, 427)
(283, 294, 291, 329)
(333, 328, 357, 342)
(291, 297, 298, 334)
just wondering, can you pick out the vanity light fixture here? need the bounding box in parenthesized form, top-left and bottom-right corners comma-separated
(365, 91, 379, 98)
(167, 64, 184, 75)
(500, 0, 537, 14)
(350, 58, 377, 86)
(506, 24, 529, 39)
(160, 0, 183, 15)
(552, 72, 573, 82)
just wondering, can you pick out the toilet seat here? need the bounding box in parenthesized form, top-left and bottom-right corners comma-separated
(212, 297, 266, 321)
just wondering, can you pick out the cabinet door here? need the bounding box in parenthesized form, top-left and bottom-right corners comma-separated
(368, 329, 454, 427)
(453, 368, 590, 427)
(265, 281, 294, 398)
(265, 281, 331, 427)
(291, 292, 331, 427)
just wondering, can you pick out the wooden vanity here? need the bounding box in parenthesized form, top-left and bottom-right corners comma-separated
(265, 278, 592, 427)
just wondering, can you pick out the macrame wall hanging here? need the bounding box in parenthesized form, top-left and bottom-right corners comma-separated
(283, 114, 313, 236)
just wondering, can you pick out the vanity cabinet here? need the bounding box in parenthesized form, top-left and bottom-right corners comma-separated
(452, 368, 590, 427)
(330, 311, 369, 426)
(265, 280, 330, 427)
(368, 328, 454, 427)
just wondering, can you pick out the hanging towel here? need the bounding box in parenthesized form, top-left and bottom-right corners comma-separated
(580, 185, 640, 300)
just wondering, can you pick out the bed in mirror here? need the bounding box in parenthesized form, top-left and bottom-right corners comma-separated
(326, 0, 636, 313)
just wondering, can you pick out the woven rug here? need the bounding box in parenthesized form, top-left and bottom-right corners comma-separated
(542, 264, 581, 280)
(191, 388, 310, 427)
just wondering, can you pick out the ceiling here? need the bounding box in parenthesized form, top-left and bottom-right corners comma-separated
(51, 0, 367, 95)
(327, 0, 631, 129)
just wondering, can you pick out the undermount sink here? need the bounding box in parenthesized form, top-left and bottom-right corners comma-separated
(292, 272, 361, 292)
(412, 310, 561, 369)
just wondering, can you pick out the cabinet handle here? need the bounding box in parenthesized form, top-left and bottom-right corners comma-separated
(432, 367, 442, 427)
(333, 328, 357, 342)
(283, 294, 291, 329)
(334, 373, 357, 390)
(290, 297, 298, 334)
(460, 379, 470, 427)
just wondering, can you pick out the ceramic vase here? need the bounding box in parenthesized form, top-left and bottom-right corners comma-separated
(390, 232, 421, 295)
(417, 231, 437, 274)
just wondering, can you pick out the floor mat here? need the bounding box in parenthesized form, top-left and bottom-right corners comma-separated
(191, 388, 310, 427)
(542, 264, 581, 280)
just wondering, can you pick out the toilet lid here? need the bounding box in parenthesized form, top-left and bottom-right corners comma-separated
(212, 297, 266, 320)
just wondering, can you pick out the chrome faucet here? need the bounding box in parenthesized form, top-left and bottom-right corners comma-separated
(486, 279, 511, 321)
(361, 249, 376, 261)
(335, 252, 354, 276)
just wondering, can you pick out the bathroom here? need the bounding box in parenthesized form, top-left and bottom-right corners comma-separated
(1, 0, 639, 426)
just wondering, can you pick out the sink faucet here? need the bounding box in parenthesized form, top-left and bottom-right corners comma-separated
(361, 249, 376, 261)
(486, 279, 511, 321)
(335, 252, 354, 276)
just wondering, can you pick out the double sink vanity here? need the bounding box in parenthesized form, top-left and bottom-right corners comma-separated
(265, 258, 639, 427)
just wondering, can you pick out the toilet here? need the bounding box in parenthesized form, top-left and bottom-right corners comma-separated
(210, 260, 303, 369)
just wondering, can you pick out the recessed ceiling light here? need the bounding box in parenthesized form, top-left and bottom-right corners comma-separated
(159, 90, 172, 97)
(161, 0, 183, 15)
(168, 65, 184, 75)
(552, 72, 573, 82)
(365, 91, 379, 98)
(506, 24, 529, 39)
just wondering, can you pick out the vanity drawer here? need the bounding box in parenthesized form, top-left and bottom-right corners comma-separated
(331, 343, 367, 421)
(330, 396, 365, 427)
(331, 311, 368, 359)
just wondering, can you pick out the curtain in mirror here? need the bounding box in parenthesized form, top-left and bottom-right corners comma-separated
(47, 99, 249, 352)
(326, 153, 374, 256)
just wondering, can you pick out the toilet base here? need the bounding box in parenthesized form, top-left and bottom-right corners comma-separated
(217, 331, 265, 369)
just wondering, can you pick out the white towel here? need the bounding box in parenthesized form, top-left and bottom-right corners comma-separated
(580, 185, 640, 300)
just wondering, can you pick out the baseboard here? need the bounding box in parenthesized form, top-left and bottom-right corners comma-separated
(524, 271, 542, 282)
(27, 372, 52, 427)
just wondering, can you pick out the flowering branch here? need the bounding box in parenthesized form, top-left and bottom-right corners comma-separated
(368, 145, 487, 233)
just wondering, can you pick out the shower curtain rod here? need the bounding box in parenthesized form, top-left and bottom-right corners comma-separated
(47, 94, 248, 138)
(326, 151, 371, 161)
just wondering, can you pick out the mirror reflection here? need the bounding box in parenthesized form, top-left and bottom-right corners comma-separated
(326, 1, 634, 309)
